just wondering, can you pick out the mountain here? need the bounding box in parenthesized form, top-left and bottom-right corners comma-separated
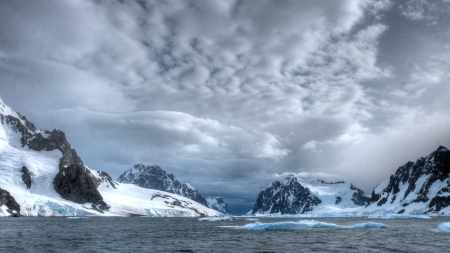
(206, 197, 233, 215)
(251, 175, 370, 215)
(362, 146, 450, 215)
(117, 164, 208, 206)
(0, 98, 220, 217)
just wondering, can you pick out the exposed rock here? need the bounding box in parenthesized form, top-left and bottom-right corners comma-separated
(0, 187, 21, 216)
(53, 164, 109, 210)
(251, 175, 322, 215)
(365, 146, 450, 214)
(21, 166, 32, 189)
(117, 164, 208, 206)
(206, 197, 233, 215)
(1, 108, 107, 208)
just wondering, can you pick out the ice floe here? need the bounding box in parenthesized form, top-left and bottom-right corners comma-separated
(198, 216, 233, 221)
(219, 220, 388, 231)
(437, 222, 450, 233)
(368, 214, 431, 219)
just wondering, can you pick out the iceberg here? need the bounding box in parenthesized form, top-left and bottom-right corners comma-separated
(219, 220, 388, 231)
(353, 222, 387, 228)
(198, 216, 233, 221)
(368, 214, 431, 219)
(297, 220, 344, 228)
(437, 222, 450, 233)
(241, 222, 311, 231)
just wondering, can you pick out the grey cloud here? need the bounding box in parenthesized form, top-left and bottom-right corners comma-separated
(1, 0, 450, 214)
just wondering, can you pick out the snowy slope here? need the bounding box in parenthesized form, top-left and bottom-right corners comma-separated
(117, 164, 208, 206)
(0, 98, 220, 217)
(299, 179, 370, 215)
(250, 175, 370, 215)
(361, 146, 450, 215)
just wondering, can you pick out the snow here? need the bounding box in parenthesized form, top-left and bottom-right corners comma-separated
(245, 218, 259, 221)
(198, 216, 232, 221)
(437, 222, 450, 233)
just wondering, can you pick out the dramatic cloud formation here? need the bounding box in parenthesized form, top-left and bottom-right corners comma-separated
(1, 0, 449, 214)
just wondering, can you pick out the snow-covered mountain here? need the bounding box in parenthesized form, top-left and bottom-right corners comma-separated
(206, 197, 233, 215)
(117, 164, 208, 206)
(0, 98, 220, 217)
(362, 146, 450, 215)
(250, 175, 370, 215)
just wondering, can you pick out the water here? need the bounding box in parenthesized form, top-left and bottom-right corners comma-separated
(1, 217, 449, 252)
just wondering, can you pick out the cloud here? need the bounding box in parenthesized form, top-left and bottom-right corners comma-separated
(2, 0, 450, 214)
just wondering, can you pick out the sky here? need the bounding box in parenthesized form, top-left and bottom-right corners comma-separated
(1, 0, 450, 214)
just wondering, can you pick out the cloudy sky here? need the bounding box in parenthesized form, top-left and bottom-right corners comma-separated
(1, 0, 450, 214)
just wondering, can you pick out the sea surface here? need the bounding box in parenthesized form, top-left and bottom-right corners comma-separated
(1, 216, 449, 252)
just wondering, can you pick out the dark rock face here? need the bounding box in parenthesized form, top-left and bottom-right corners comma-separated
(1, 111, 107, 208)
(366, 146, 450, 213)
(251, 175, 322, 215)
(117, 164, 208, 206)
(206, 197, 233, 215)
(350, 184, 371, 206)
(53, 164, 109, 210)
(0, 187, 21, 216)
(21, 166, 32, 189)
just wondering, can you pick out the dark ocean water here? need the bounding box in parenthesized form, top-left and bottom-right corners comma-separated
(0, 216, 449, 252)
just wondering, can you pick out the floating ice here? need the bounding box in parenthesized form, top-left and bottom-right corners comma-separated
(220, 220, 387, 231)
(245, 218, 259, 221)
(352, 222, 387, 228)
(66, 217, 89, 219)
(297, 220, 344, 228)
(198, 216, 233, 221)
(437, 222, 450, 233)
(368, 214, 431, 219)
(241, 222, 311, 231)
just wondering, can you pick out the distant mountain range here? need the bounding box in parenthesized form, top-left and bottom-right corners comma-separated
(1, 97, 450, 217)
(117, 164, 233, 215)
(0, 98, 220, 217)
(249, 146, 450, 216)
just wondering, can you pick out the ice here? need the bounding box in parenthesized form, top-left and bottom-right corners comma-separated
(245, 218, 259, 221)
(66, 217, 89, 219)
(220, 220, 387, 231)
(437, 222, 450, 233)
(198, 216, 233, 221)
(368, 214, 431, 219)
(353, 222, 387, 228)
(241, 222, 311, 231)
(298, 220, 344, 228)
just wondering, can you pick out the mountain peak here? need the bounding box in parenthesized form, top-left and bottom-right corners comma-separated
(117, 164, 208, 206)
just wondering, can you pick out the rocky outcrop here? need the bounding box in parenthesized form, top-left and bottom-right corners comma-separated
(206, 197, 233, 215)
(0, 187, 20, 216)
(53, 164, 109, 210)
(365, 146, 450, 214)
(1, 105, 108, 209)
(350, 184, 371, 206)
(117, 164, 208, 206)
(21, 166, 32, 189)
(251, 175, 322, 215)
